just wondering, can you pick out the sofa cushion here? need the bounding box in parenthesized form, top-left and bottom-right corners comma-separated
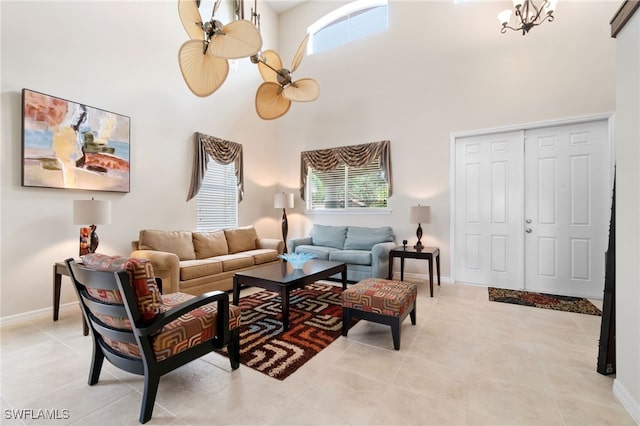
(343, 226, 394, 251)
(243, 248, 279, 265)
(193, 230, 229, 259)
(138, 230, 196, 261)
(294, 245, 339, 260)
(310, 224, 347, 249)
(214, 253, 255, 271)
(179, 259, 223, 281)
(224, 226, 258, 254)
(329, 250, 372, 266)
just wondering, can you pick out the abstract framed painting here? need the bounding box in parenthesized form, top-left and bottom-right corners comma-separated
(21, 89, 131, 193)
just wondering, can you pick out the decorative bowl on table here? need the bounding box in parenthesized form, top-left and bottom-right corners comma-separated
(278, 252, 317, 269)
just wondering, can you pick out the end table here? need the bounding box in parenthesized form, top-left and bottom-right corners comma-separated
(388, 246, 440, 297)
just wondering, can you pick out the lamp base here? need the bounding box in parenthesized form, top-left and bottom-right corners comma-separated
(281, 209, 289, 254)
(88, 225, 99, 253)
(414, 241, 424, 251)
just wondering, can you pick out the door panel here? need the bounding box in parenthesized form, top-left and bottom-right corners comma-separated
(454, 131, 524, 287)
(524, 120, 608, 298)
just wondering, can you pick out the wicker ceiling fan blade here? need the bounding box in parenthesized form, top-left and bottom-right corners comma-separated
(290, 33, 310, 73)
(255, 82, 291, 120)
(282, 78, 320, 102)
(258, 50, 283, 83)
(178, 0, 204, 40)
(209, 20, 262, 59)
(178, 40, 229, 97)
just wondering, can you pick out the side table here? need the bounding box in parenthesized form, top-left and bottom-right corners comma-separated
(388, 246, 440, 297)
(53, 262, 88, 336)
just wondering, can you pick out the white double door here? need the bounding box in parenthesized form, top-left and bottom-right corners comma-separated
(454, 119, 610, 299)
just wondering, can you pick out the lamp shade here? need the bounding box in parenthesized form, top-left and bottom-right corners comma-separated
(73, 199, 111, 225)
(409, 205, 431, 224)
(274, 192, 294, 209)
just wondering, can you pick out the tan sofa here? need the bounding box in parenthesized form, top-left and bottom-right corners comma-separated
(131, 226, 284, 295)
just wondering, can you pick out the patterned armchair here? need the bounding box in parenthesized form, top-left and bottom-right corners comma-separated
(65, 254, 241, 424)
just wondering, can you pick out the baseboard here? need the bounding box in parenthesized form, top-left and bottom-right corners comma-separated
(389, 272, 452, 284)
(613, 378, 640, 424)
(0, 302, 80, 328)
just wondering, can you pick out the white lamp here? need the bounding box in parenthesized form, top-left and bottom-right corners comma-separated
(73, 198, 111, 255)
(409, 205, 431, 251)
(274, 192, 294, 253)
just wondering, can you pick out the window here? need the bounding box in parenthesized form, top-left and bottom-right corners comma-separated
(307, 159, 388, 210)
(307, 0, 388, 55)
(196, 161, 238, 231)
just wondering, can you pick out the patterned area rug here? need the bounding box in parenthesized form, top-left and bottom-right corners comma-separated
(488, 287, 602, 316)
(219, 282, 355, 380)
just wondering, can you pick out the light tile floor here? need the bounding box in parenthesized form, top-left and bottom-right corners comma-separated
(0, 281, 635, 426)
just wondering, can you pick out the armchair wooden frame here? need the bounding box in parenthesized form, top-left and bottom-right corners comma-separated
(65, 258, 240, 424)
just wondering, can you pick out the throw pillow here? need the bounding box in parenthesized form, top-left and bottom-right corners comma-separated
(193, 230, 229, 259)
(224, 226, 258, 254)
(343, 226, 394, 250)
(80, 253, 162, 322)
(138, 230, 196, 261)
(310, 224, 347, 249)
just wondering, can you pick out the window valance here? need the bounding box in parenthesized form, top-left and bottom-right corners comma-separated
(299, 140, 392, 201)
(186, 132, 244, 202)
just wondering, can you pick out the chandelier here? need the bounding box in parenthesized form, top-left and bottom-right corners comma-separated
(498, 0, 557, 35)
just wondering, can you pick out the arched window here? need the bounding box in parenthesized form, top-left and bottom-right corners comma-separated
(307, 0, 388, 55)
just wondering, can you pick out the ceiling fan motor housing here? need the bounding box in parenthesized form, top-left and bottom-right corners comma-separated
(277, 69, 292, 86)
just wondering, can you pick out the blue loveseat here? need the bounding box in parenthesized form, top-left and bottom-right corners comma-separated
(288, 224, 396, 282)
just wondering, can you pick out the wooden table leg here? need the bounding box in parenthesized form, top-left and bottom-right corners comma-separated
(400, 257, 405, 281)
(232, 275, 240, 305)
(388, 254, 394, 280)
(341, 265, 347, 290)
(428, 256, 434, 297)
(436, 252, 441, 286)
(53, 265, 62, 321)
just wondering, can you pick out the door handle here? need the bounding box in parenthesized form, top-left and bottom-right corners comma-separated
(525, 219, 532, 224)
(525, 228, 532, 233)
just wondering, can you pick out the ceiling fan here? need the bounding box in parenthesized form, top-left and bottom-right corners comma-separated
(178, 0, 263, 97)
(251, 33, 320, 120)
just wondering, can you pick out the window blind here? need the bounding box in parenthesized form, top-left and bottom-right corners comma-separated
(308, 159, 388, 210)
(197, 161, 238, 231)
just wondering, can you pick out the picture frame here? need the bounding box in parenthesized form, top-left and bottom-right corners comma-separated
(21, 89, 131, 193)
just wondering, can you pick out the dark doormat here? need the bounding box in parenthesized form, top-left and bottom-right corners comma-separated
(488, 287, 602, 316)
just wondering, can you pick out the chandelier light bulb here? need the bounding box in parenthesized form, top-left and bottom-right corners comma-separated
(498, 9, 512, 26)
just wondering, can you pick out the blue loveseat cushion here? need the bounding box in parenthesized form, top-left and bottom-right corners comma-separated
(329, 250, 372, 266)
(343, 226, 394, 250)
(294, 245, 339, 260)
(310, 224, 347, 250)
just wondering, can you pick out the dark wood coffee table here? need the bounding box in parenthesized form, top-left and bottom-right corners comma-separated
(232, 259, 347, 331)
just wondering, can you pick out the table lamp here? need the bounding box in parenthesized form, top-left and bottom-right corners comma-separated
(73, 198, 111, 255)
(274, 192, 294, 253)
(409, 204, 431, 251)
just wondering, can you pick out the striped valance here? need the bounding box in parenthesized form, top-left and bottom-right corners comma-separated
(186, 132, 244, 202)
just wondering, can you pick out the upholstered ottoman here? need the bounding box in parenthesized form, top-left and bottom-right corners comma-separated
(342, 278, 417, 350)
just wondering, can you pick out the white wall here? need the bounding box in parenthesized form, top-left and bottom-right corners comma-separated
(276, 0, 618, 279)
(614, 5, 640, 422)
(0, 0, 282, 318)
